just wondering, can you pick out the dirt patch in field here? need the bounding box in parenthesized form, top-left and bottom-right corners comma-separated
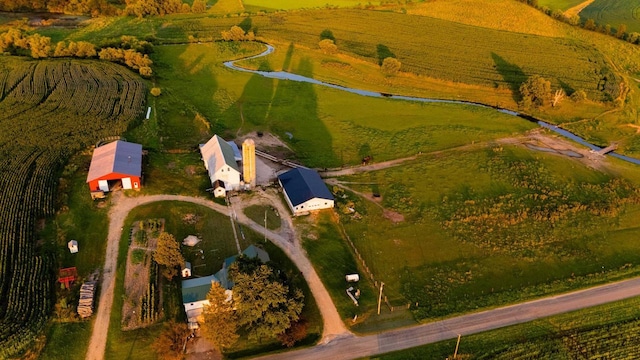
(383, 209, 405, 223)
(499, 130, 610, 172)
(237, 131, 293, 156)
(185, 165, 197, 176)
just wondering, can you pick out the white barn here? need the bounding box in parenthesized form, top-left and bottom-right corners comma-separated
(200, 135, 241, 192)
(278, 168, 335, 216)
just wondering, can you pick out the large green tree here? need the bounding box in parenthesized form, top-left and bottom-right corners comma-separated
(153, 232, 184, 280)
(201, 282, 239, 350)
(231, 264, 304, 340)
(519, 75, 552, 108)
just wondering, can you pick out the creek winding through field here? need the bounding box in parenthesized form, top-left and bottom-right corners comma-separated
(224, 44, 640, 165)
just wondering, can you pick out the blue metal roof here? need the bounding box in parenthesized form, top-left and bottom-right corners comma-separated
(278, 168, 334, 207)
(87, 140, 142, 182)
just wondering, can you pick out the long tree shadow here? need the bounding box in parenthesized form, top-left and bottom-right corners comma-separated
(491, 52, 526, 103)
(220, 61, 274, 135)
(269, 57, 338, 167)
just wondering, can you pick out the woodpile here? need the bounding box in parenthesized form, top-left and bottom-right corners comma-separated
(78, 281, 96, 318)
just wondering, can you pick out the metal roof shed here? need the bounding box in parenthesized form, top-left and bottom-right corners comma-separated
(86, 141, 142, 192)
(278, 168, 335, 216)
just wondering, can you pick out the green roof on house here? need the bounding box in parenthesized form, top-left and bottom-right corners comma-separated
(243, 245, 270, 263)
(181, 275, 219, 303)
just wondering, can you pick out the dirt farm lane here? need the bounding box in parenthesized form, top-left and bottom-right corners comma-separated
(84, 192, 348, 360)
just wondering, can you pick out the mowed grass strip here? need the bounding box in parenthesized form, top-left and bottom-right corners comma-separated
(580, 0, 640, 33)
(338, 144, 640, 320)
(376, 295, 640, 359)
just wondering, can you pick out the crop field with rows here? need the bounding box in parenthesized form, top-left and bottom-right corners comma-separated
(0, 57, 145, 358)
(580, 0, 640, 33)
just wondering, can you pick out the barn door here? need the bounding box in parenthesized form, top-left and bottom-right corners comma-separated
(122, 177, 132, 190)
(98, 180, 109, 192)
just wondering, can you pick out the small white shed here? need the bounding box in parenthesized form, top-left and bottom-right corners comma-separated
(182, 262, 192, 278)
(212, 180, 226, 198)
(68, 240, 78, 254)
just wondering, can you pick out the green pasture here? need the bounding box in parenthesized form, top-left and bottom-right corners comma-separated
(298, 213, 379, 325)
(337, 143, 640, 320)
(144, 42, 537, 168)
(105, 201, 321, 358)
(580, 0, 640, 33)
(537, 0, 587, 11)
(375, 295, 640, 359)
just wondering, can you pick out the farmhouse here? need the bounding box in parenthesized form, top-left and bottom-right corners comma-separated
(181, 245, 270, 329)
(86, 140, 142, 193)
(200, 135, 242, 192)
(181, 274, 221, 329)
(278, 168, 335, 216)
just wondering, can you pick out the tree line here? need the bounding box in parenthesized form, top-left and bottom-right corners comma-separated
(0, 0, 208, 17)
(0, 30, 153, 76)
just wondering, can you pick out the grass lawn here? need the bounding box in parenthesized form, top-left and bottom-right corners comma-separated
(46, 154, 110, 277)
(375, 295, 640, 359)
(298, 212, 382, 328)
(580, 0, 640, 33)
(336, 143, 640, 321)
(243, 204, 281, 231)
(40, 322, 93, 360)
(106, 201, 321, 358)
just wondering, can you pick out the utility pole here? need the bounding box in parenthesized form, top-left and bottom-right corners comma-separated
(264, 209, 267, 243)
(377, 282, 385, 315)
(453, 334, 461, 359)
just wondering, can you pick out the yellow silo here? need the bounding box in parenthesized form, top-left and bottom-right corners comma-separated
(242, 138, 256, 187)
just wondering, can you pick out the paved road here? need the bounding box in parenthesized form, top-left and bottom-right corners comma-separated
(85, 193, 347, 360)
(256, 277, 640, 359)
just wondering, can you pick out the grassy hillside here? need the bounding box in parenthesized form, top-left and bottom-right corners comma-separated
(538, 0, 587, 11)
(580, 0, 640, 33)
(0, 57, 145, 358)
(405, 0, 567, 37)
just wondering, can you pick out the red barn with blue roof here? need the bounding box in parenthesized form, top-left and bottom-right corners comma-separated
(86, 140, 142, 192)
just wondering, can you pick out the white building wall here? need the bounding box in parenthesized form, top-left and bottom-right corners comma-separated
(292, 198, 334, 216)
(183, 299, 209, 313)
(214, 166, 241, 190)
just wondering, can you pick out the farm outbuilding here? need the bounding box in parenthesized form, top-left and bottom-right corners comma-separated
(278, 168, 335, 216)
(182, 262, 192, 278)
(212, 180, 226, 198)
(68, 240, 78, 254)
(200, 135, 242, 193)
(87, 140, 142, 192)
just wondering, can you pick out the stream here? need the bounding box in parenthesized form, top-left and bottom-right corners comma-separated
(224, 44, 640, 166)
